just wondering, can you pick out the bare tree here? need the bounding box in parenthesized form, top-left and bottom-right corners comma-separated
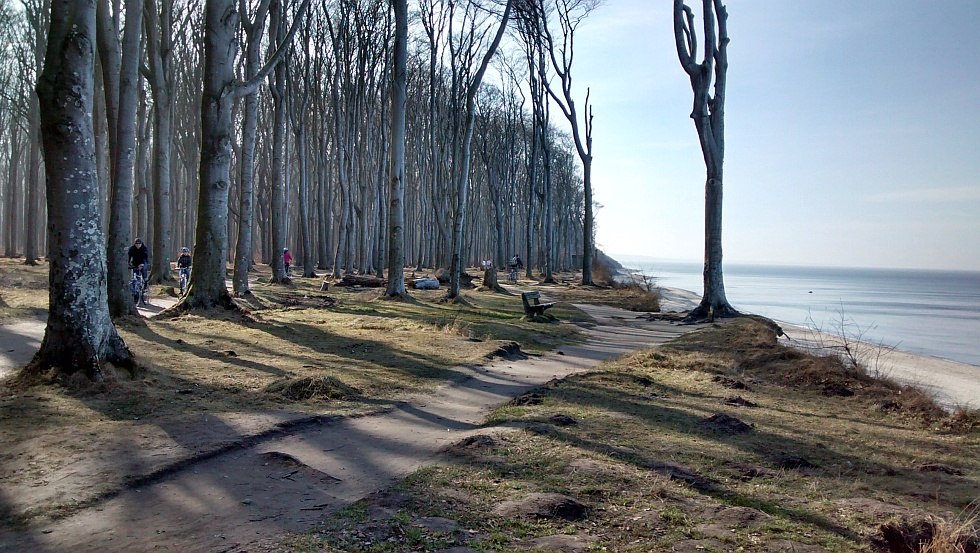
(674, 0, 737, 319)
(180, 0, 309, 309)
(446, 0, 514, 300)
(232, 0, 273, 296)
(30, 0, 133, 380)
(523, 0, 598, 286)
(104, 0, 143, 317)
(144, 0, 181, 285)
(21, 0, 49, 266)
(383, 0, 408, 297)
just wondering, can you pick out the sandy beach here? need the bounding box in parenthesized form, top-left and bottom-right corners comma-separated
(658, 286, 980, 410)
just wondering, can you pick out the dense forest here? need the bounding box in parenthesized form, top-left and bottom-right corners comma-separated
(0, 0, 600, 299)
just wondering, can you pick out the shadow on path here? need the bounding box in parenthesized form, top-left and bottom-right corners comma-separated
(0, 303, 696, 552)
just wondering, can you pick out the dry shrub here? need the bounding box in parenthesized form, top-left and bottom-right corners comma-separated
(622, 346, 727, 374)
(609, 285, 661, 312)
(944, 408, 980, 432)
(875, 510, 980, 553)
(592, 258, 616, 287)
(265, 375, 360, 401)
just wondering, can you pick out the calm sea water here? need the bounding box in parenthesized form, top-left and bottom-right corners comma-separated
(620, 258, 980, 367)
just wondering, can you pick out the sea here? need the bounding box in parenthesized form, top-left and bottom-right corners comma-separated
(618, 258, 980, 368)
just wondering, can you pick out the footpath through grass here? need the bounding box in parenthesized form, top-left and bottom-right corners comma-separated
(0, 260, 585, 526)
(280, 318, 980, 553)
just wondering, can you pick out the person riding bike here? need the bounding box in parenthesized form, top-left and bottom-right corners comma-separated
(507, 254, 523, 283)
(127, 238, 150, 289)
(176, 246, 192, 294)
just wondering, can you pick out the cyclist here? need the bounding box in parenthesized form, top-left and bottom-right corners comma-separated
(128, 238, 150, 288)
(507, 253, 523, 283)
(176, 246, 192, 294)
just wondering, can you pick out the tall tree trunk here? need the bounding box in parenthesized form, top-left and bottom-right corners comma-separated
(674, 0, 737, 319)
(146, 0, 174, 284)
(102, 0, 143, 317)
(183, 0, 239, 309)
(268, 0, 289, 283)
(448, 0, 513, 299)
(384, 0, 408, 297)
(4, 121, 20, 257)
(23, 101, 41, 265)
(30, 0, 133, 380)
(232, 0, 272, 295)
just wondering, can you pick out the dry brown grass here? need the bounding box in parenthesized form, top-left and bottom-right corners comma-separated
(0, 260, 585, 525)
(291, 317, 980, 552)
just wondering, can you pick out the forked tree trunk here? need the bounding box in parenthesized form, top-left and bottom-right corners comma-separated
(31, 0, 132, 380)
(181, 0, 308, 310)
(674, 0, 738, 319)
(448, 0, 513, 299)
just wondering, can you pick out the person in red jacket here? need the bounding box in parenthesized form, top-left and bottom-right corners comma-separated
(283, 248, 293, 276)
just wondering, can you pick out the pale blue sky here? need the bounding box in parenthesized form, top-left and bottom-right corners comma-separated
(570, 1, 980, 271)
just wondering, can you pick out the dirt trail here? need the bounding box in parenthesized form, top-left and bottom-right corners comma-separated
(0, 298, 178, 379)
(0, 302, 695, 552)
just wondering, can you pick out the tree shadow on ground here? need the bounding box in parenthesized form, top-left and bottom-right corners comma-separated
(484, 374, 954, 544)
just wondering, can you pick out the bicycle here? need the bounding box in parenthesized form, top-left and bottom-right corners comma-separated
(178, 266, 191, 296)
(130, 266, 147, 306)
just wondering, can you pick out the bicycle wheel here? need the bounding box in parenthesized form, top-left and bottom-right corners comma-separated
(131, 277, 140, 304)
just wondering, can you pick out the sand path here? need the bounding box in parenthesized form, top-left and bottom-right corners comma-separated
(0, 299, 696, 552)
(0, 298, 178, 379)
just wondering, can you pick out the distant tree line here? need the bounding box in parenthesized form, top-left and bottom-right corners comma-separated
(0, 0, 598, 301)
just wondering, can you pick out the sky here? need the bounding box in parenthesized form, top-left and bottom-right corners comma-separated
(565, 0, 980, 271)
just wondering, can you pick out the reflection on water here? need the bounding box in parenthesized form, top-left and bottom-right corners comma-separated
(622, 258, 980, 367)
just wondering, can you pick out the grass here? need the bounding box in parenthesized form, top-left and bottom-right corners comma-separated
(0, 259, 585, 525)
(284, 318, 980, 552)
(3, 258, 977, 551)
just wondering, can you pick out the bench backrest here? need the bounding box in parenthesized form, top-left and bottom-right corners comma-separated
(521, 291, 540, 307)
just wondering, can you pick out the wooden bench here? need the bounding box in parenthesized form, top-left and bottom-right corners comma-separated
(521, 291, 555, 318)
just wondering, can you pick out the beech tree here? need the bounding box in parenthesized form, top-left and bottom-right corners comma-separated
(383, 0, 408, 297)
(529, 0, 599, 286)
(31, 0, 133, 380)
(144, 0, 182, 285)
(446, 0, 514, 299)
(180, 0, 308, 309)
(674, 0, 738, 319)
(232, 0, 273, 296)
(102, 0, 144, 317)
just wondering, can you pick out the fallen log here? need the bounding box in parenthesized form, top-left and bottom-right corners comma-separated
(334, 275, 387, 288)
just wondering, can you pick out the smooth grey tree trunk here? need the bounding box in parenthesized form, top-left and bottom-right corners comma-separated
(22, 0, 48, 265)
(268, 0, 289, 284)
(384, 0, 408, 297)
(100, 0, 143, 317)
(31, 0, 132, 380)
(448, 0, 513, 299)
(183, 0, 240, 309)
(232, 0, 272, 296)
(4, 122, 20, 257)
(145, 0, 174, 284)
(181, 0, 308, 310)
(288, 25, 315, 279)
(674, 0, 737, 319)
